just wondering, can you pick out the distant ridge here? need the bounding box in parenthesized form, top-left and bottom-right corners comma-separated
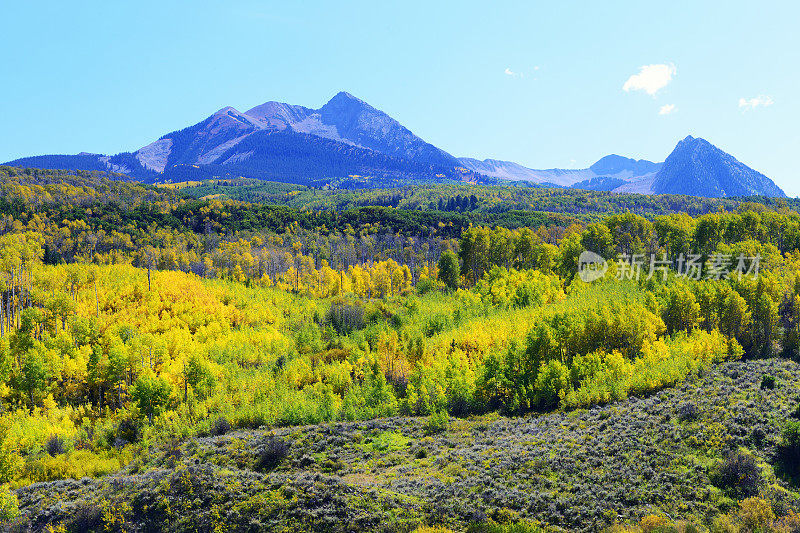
(458, 155, 661, 188)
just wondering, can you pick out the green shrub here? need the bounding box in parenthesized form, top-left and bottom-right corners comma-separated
(776, 420, 800, 484)
(423, 313, 451, 337)
(326, 302, 365, 334)
(438, 250, 460, 290)
(535, 360, 570, 409)
(22, 450, 127, 483)
(424, 410, 450, 435)
(0, 487, 19, 523)
(416, 277, 440, 295)
(760, 374, 776, 390)
(466, 519, 546, 532)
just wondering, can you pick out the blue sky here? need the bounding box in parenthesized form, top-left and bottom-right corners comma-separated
(1, 1, 798, 195)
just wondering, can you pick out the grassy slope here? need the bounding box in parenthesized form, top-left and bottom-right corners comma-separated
(12, 359, 800, 532)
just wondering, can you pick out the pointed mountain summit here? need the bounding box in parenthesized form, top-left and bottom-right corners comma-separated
(312, 92, 458, 167)
(651, 136, 785, 197)
(136, 91, 459, 179)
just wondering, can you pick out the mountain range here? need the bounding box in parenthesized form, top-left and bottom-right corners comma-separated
(3, 92, 786, 198)
(458, 154, 663, 188)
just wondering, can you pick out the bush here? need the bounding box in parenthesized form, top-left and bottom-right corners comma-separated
(662, 284, 701, 334)
(23, 450, 126, 483)
(415, 277, 440, 296)
(0, 487, 18, 522)
(712, 450, 762, 497)
(678, 402, 699, 422)
(751, 427, 766, 447)
(760, 374, 777, 390)
(639, 515, 671, 533)
(776, 420, 800, 483)
(0, 438, 22, 484)
(130, 374, 174, 422)
(209, 416, 231, 437)
(423, 313, 451, 338)
(115, 417, 141, 444)
(65, 503, 103, 531)
(253, 435, 290, 472)
(466, 520, 546, 533)
(535, 359, 570, 410)
(45, 434, 66, 456)
(737, 497, 775, 532)
(424, 410, 450, 435)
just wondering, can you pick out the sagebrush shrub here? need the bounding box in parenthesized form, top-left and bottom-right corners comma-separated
(678, 402, 699, 422)
(253, 435, 290, 472)
(210, 416, 231, 437)
(713, 450, 762, 497)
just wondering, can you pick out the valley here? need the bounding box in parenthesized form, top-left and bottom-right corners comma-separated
(0, 166, 798, 531)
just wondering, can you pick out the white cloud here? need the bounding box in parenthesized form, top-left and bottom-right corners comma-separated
(739, 95, 774, 110)
(623, 63, 676, 96)
(659, 104, 677, 115)
(504, 67, 539, 78)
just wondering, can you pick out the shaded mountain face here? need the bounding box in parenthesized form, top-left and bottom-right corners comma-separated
(651, 136, 785, 198)
(315, 92, 458, 167)
(195, 129, 463, 184)
(571, 176, 627, 192)
(589, 155, 661, 177)
(243, 101, 313, 130)
(5, 152, 158, 179)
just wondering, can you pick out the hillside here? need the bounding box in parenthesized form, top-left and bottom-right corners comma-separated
(11, 359, 800, 531)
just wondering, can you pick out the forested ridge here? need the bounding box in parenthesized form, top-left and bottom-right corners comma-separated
(2, 166, 800, 531)
(173, 176, 800, 220)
